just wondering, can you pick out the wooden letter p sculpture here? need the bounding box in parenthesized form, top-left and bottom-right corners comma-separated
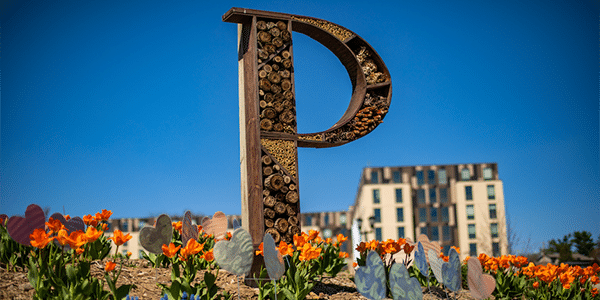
(223, 7, 392, 280)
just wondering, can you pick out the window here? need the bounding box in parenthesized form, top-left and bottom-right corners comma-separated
(487, 185, 495, 200)
(393, 171, 402, 183)
(461, 168, 470, 181)
(121, 222, 128, 232)
(417, 170, 424, 185)
(443, 225, 451, 241)
(323, 229, 332, 238)
(492, 242, 500, 257)
(483, 167, 493, 180)
(395, 188, 403, 203)
(123, 241, 128, 247)
(466, 205, 474, 220)
(438, 169, 447, 185)
(429, 189, 437, 203)
(396, 208, 404, 222)
(489, 204, 497, 219)
(340, 214, 347, 225)
(442, 245, 450, 256)
(465, 186, 473, 200)
(374, 209, 381, 223)
(324, 214, 330, 226)
(469, 243, 477, 256)
(431, 226, 439, 241)
(417, 189, 426, 204)
(430, 207, 438, 222)
(371, 171, 379, 183)
(305, 215, 312, 226)
(375, 228, 382, 241)
(398, 227, 405, 239)
(428, 170, 436, 184)
(419, 208, 427, 222)
(373, 189, 381, 204)
(420, 227, 428, 237)
(491, 223, 498, 238)
(440, 188, 448, 203)
(441, 207, 449, 222)
(468, 224, 476, 239)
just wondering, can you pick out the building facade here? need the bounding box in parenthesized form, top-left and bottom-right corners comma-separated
(350, 163, 508, 260)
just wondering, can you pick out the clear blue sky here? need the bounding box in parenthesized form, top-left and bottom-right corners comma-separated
(2, 0, 598, 254)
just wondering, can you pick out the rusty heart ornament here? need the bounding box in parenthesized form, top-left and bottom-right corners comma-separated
(7, 204, 46, 246)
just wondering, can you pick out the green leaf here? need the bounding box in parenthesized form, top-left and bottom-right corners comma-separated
(205, 272, 216, 288)
(66, 264, 77, 281)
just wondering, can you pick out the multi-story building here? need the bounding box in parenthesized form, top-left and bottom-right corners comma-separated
(350, 163, 508, 260)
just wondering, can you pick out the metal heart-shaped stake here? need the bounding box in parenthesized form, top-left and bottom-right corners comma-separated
(442, 247, 462, 292)
(389, 262, 423, 300)
(182, 211, 198, 246)
(417, 234, 440, 265)
(49, 213, 85, 233)
(202, 211, 228, 240)
(214, 228, 253, 276)
(7, 204, 46, 246)
(428, 249, 445, 285)
(139, 214, 173, 254)
(467, 257, 496, 299)
(232, 218, 241, 230)
(355, 251, 386, 300)
(263, 233, 284, 280)
(414, 242, 429, 277)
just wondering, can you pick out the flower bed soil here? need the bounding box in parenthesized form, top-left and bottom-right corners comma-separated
(1, 260, 485, 299)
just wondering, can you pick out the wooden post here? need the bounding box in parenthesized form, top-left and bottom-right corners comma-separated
(223, 7, 393, 284)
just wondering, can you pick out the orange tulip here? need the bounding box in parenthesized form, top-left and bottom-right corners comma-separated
(403, 243, 415, 255)
(29, 228, 53, 249)
(353, 262, 358, 268)
(83, 215, 98, 227)
(591, 287, 598, 297)
(336, 234, 348, 245)
(172, 221, 182, 234)
(277, 241, 294, 257)
(532, 281, 539, 289)
(109, 229, 132, 246)
(590, 275, 599, 285)
(105, 261, 116, 272)
(293, 234, 307, 248)
(46, 217, 64, 234)
(127, 251, 132, 257)
(339, 252, 349, 258)
(66, 230, 87, 249)
(180, 239, 203, 260)
(95, 209, 112, 222)
(225, 232, 232, 240)
(451, 246, 460, 254)
(64, 214, 71, 221)
(202, 249, 214, 262)
(84, 227, 102, 242)
(162, 243, 181, 258)
(307, 230, 319, 241)
(299, 243, 321, 261)
(55, 229, 69, 246)
(325, 238, 332, 244)
(356, 242, 367, 253)
(76, 248, 85, 255)
(101, 223, 108, 231)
